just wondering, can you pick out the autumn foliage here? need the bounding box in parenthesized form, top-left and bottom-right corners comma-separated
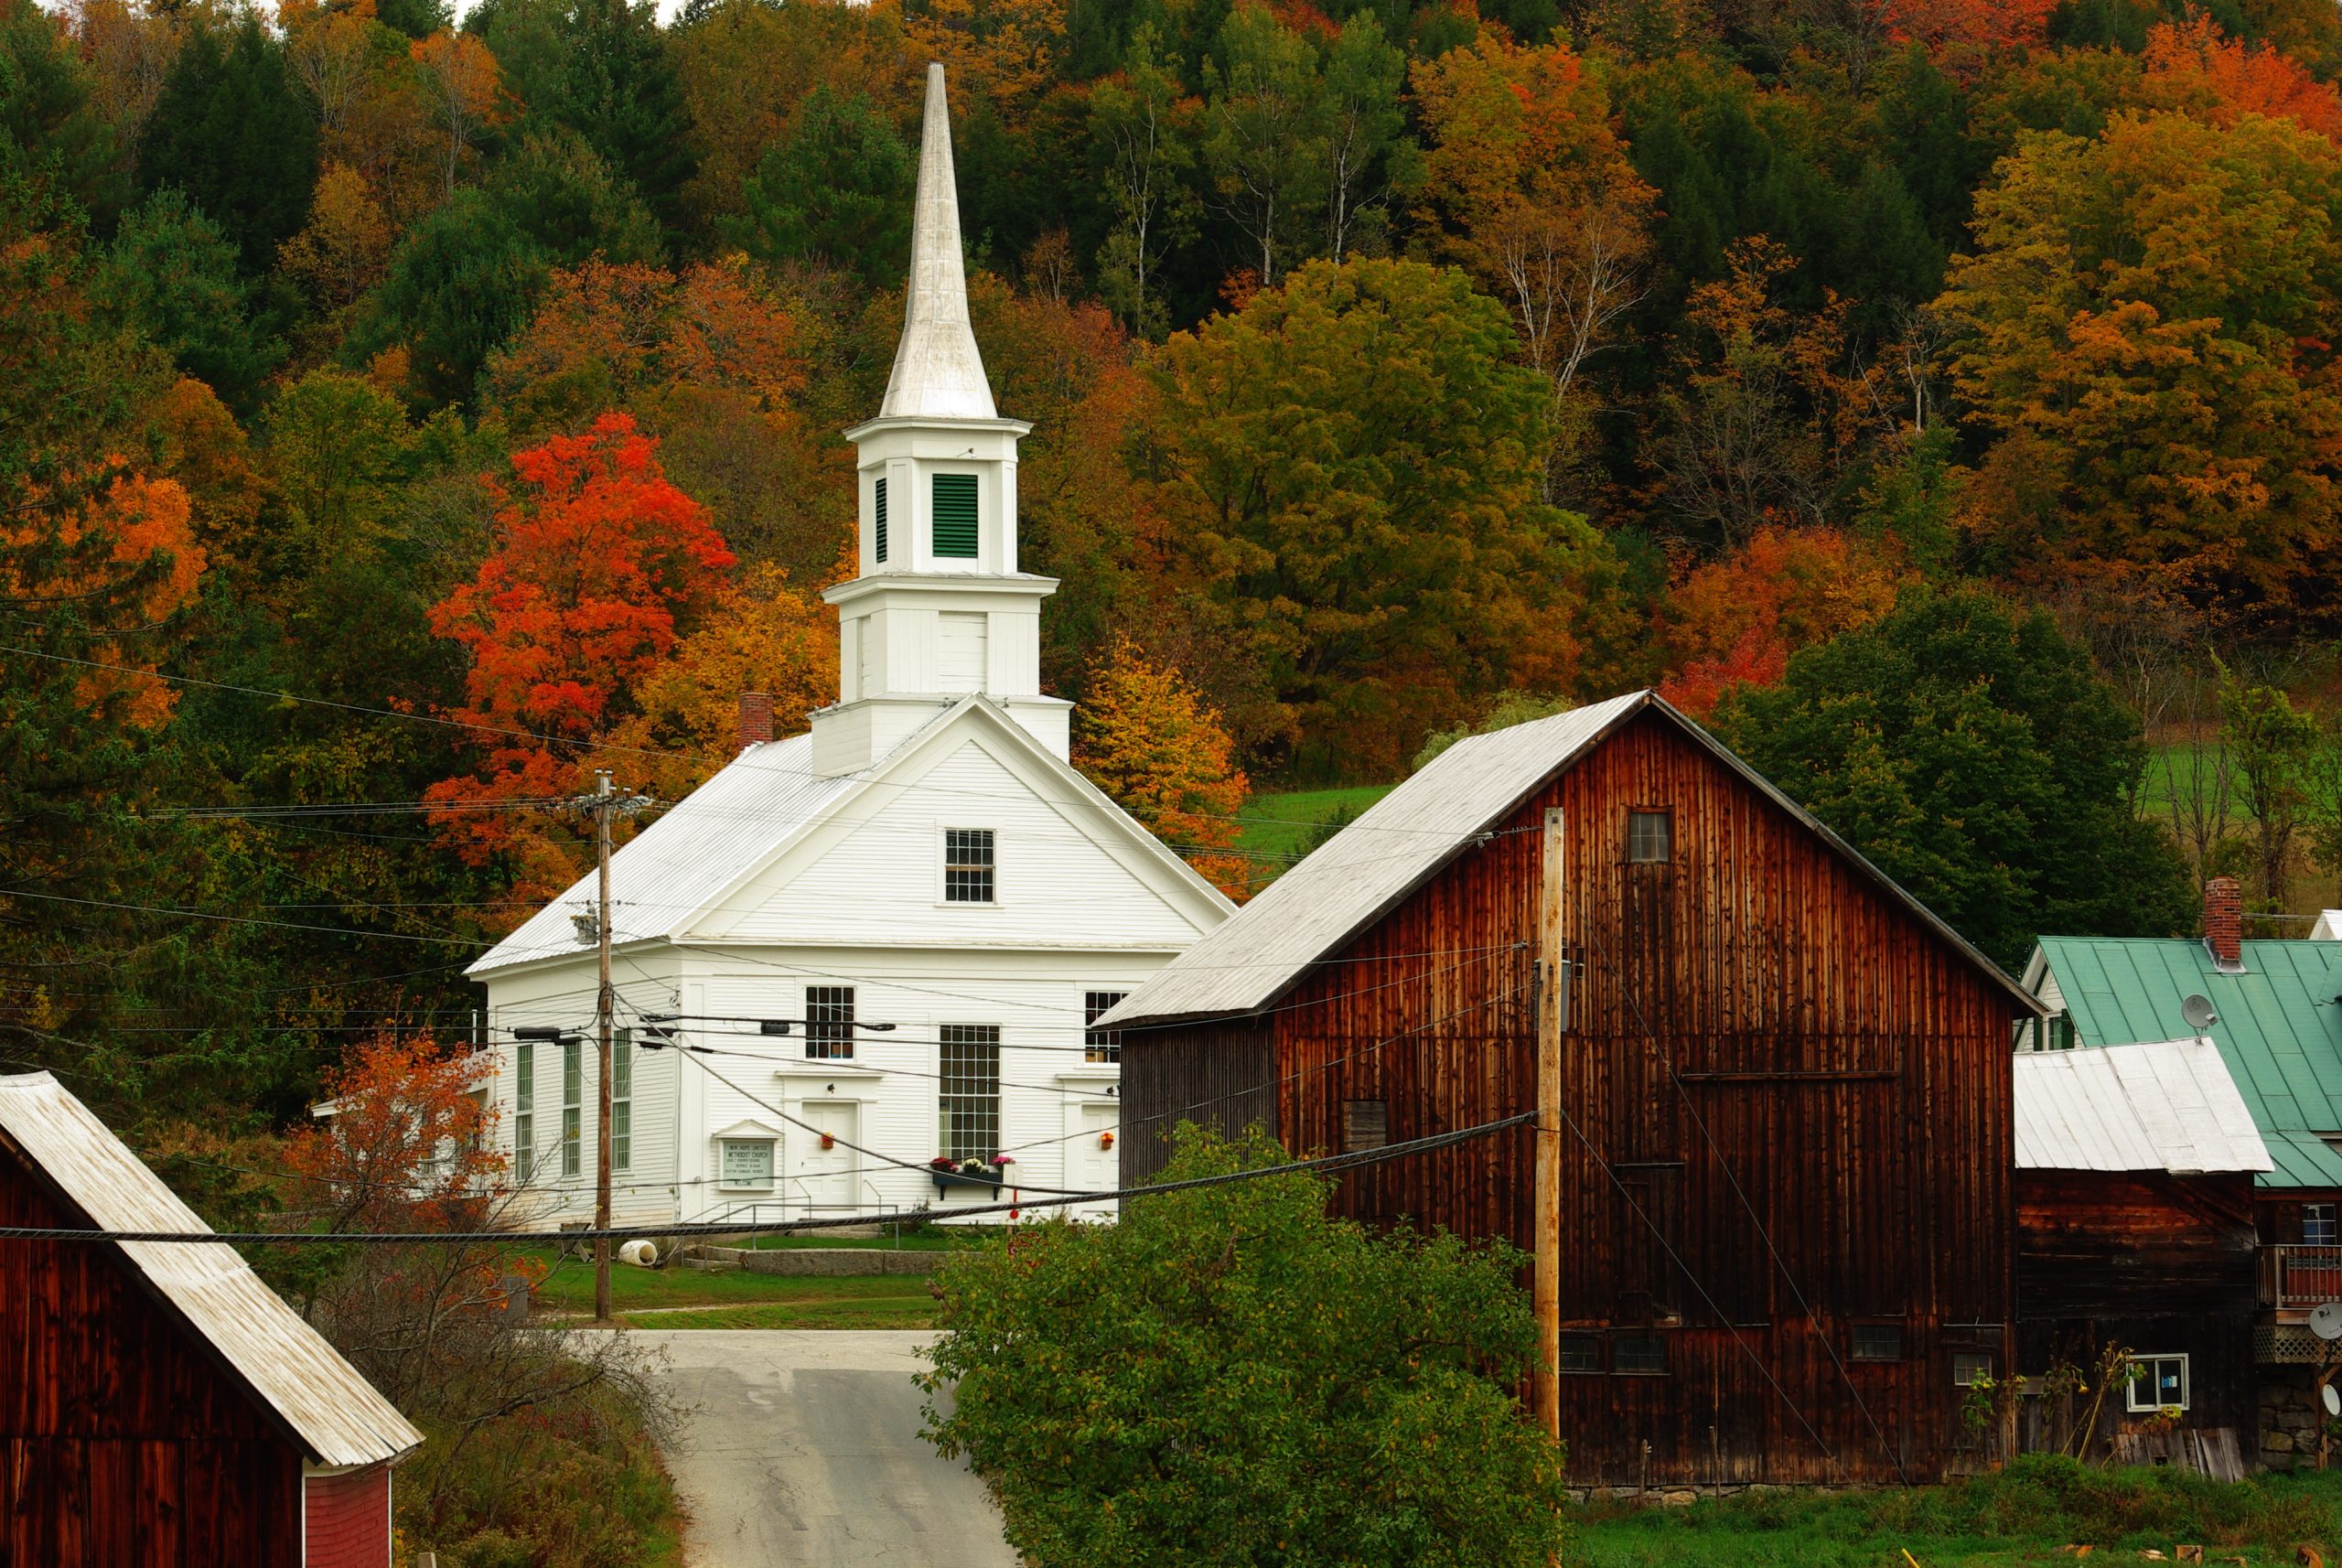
(1658, 528, 1910, 716)
(1073, 637, 1252, 897)
(283, 1033, 508, 1235)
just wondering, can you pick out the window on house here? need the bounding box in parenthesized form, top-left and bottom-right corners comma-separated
(1953, 1353, 1994, 1388)
(1084, 991, 1128, 1064)
(1343, 1100, 1389, 1152)
(945, 829, 995, 903)
(2307, 1203, 2337, 1246)
(2126, 1354, 2189, 1412)
(515, 1042, 535, 1184)
(807, 987, 856, 1060)
(561, 1038, 582, 1179)
(933, 473, 979, 558)
(611, 1028, 632, 1173)
(874, 475, 888, 564)
(940, 1025, 1002, 1164)
(720, 1138, 774, 1190)
(1557, 1335, 1602, 1374)
(1613, 1334, 1667, 1375)
(1853, 1325, 1905, 1362)
(1627, 810, 1672, 864)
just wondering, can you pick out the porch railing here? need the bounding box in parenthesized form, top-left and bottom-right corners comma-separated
(2260, 1244, 2342, 1309)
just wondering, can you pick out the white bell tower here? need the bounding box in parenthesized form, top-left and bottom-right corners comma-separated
(811, 62, 1070, 776)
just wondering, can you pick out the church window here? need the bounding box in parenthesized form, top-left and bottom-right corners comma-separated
(933, 473, 979, 557)
(875, 476, 888, 564)
(940, 1026, 1002, 1162)
(612, 1028, 632, 1173)
(561, 1038, 582, 1178)
(945, 829, 995, 902)
(807, 987, 856, 1060)
(1084, 992, 1127, 1063)
(514, 1042, 534, 1183)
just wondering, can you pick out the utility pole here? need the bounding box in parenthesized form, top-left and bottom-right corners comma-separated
(1534, 807, 1566, 1444)
(571, 769, 650, 1325)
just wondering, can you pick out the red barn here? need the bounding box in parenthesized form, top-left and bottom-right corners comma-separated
(0, 1071, 423, 1564)
(1105, 691, 2042, 1487)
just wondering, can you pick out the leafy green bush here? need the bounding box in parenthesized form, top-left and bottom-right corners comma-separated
(918, 1125, 1567, 1568)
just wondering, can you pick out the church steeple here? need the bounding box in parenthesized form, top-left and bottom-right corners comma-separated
(811, 63, 1069, 777)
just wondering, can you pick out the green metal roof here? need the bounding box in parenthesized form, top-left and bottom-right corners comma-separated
(2035, 937, 2342, 1189)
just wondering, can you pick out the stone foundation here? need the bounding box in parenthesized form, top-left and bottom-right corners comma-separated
(2259, 1365, 2324, 1469)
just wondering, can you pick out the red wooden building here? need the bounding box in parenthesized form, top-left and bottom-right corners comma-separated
(1105, 691, 2043, 1487)
(0, 1071, 423, 1564)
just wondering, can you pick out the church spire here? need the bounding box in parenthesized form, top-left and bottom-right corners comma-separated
(880, 63, 995, 422)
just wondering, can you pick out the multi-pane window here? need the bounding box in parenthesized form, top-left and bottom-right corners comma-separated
(1084, 991, 1128, 1064)
(932, 473, 979, 558)
(2307, 1202, 2337, 1246)
(807, 986, 856, 1060)
(514, 1042, 535, 1183)
(2126, 1354, 2189, 1412)
(1613, 1334, 1667, 1374)
(1627, 810, 1672, 864)
(720, 1138, 773, 1190)
(939, 1025, 1002, 1164)
(1343, 1100, 1389, 1152)
(1953, 1353, 1994, 1388)
(874, 475, 888, 564)
(561, 1038, 582, 1178)
(612, 1027, 632, 1173)
(1557, 1335, 1602, 1374)
(944, 829, 995, 903)
(1853, 1325, 1905, 1362)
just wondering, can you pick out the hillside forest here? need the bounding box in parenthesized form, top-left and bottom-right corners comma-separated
(6, 0, 2342, 1135)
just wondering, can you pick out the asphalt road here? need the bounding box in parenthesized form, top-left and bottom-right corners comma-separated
(634, 1330, 1021, 1568)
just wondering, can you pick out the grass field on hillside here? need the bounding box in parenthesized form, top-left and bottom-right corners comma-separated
(1572, 1455, 2342, 1568)
(1235, 785, 1398, 868)
(526, 1246, 949, 1326)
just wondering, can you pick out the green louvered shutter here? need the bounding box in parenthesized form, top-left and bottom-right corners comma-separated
(932, 473, 979, 558)
(874, 476, 888, 564)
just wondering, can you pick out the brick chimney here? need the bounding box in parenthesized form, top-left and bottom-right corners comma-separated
(737, 692, 775, 751)
(2203, 875, 2243, 969)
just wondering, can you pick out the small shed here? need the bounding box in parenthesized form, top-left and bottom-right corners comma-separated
(2013, 1039, 2271, 1466)
(0, 1071, 423, 1564)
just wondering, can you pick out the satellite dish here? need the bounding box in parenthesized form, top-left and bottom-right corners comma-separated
(2181, 993, 2220, 1031)
(2324, 1385, 2340, 1419)
(2311, 1301, 2342, 1342)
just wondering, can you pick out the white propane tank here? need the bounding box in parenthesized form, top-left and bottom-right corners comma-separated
(618, 1239, 660, 1268)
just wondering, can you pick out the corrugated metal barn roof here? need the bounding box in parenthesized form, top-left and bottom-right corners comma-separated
(2014, 1037, 2272, 1174)
(2036, 936, 2342, 1188)
(1105, 690, 2036, 1027)
(0, 1072, 424, 1467)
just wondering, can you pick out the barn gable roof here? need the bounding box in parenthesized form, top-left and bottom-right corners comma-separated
(0, 1072, 424, 1468)
(1103, 689, 2039, 1028)
(2014, 1037, 2272, 1175)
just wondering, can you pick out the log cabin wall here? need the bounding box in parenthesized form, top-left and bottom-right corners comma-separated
(0, 1141, 304, 1566)
(2015, 1169, 2258, 1440)
(1137, 709, 2024, 1486)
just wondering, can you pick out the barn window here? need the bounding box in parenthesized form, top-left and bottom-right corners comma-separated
(2307, 1203, 2337, 1246)
(612, 1028, 632, 1173)
(874, 475, 888, 564)
(945, 829, 995, 903)
(1953, 1353, 1993, 1388)
(807, 987, 856, 1060)
(1612, 1334, 1667, 1375)
(515, 1042, 535, 1184)
(561, 1038, 583, 1179)
(2126, 1354, 2189, 1412)
(1343, 1100, 1389, 1152)
(940, 1025, 1002, 1163)
(719, 1138, 774, 1190)
(1084, 992, 1128, 1064)
(1627, 810, 1672, 864)
(933, 473, 980, 557)
(1853, 1324, 1904, 1361)
(1557, 1335, 1601, 1374)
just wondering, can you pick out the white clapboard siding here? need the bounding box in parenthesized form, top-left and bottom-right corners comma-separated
(939, 612, 988, 693)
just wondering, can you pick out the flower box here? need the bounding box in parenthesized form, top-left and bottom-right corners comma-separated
(931, 1166, 1004, 1196)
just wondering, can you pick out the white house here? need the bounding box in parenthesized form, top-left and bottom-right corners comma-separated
(466, 63, 1233, 1229)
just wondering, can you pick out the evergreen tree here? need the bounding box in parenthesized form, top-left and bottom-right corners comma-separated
(97, 187, 281, 413)
(533, 0, 697, 248)
(0, 0, 125, 224)
(134, 19, 317, 274)
(733, 87, 912, 285)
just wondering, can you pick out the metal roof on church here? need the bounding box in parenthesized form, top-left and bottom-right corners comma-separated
(1103, 690, 2036, 1028)
(0, 1072, 424, 1468)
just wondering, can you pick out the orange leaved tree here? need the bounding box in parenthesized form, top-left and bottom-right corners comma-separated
(1073, 636, 1253, 897)
(284, 1032, 506, 1237)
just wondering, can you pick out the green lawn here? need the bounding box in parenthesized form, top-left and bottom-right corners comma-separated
(738, 1227, 982, 1251)
(1571, 1456, 2342, 1567)
(526, 1246, 953, 1321)
(618, 1288, 938, 1330)
(1235, 785, 1398, 868)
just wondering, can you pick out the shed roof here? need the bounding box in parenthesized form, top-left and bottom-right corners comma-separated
(2032, 935, 2342, 1188)
(2013, 1038, 2271, 1174)
(1104, 690, 2037, 1028)
(0, 1072, 424, 1467)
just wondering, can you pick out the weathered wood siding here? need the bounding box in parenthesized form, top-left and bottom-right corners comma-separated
(2016, 1168, 2257, 1440)
(0, 1139, 304, 1565)
(1120, 1019, 1278, 1185)
(1128, 708, 2024, 1485)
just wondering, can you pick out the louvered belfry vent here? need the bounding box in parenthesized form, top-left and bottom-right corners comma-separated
(933, 473, 979, 558)
(874, 476, 889, 564)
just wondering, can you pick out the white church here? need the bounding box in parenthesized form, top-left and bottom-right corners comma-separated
(467, 64, 1233, 1228)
